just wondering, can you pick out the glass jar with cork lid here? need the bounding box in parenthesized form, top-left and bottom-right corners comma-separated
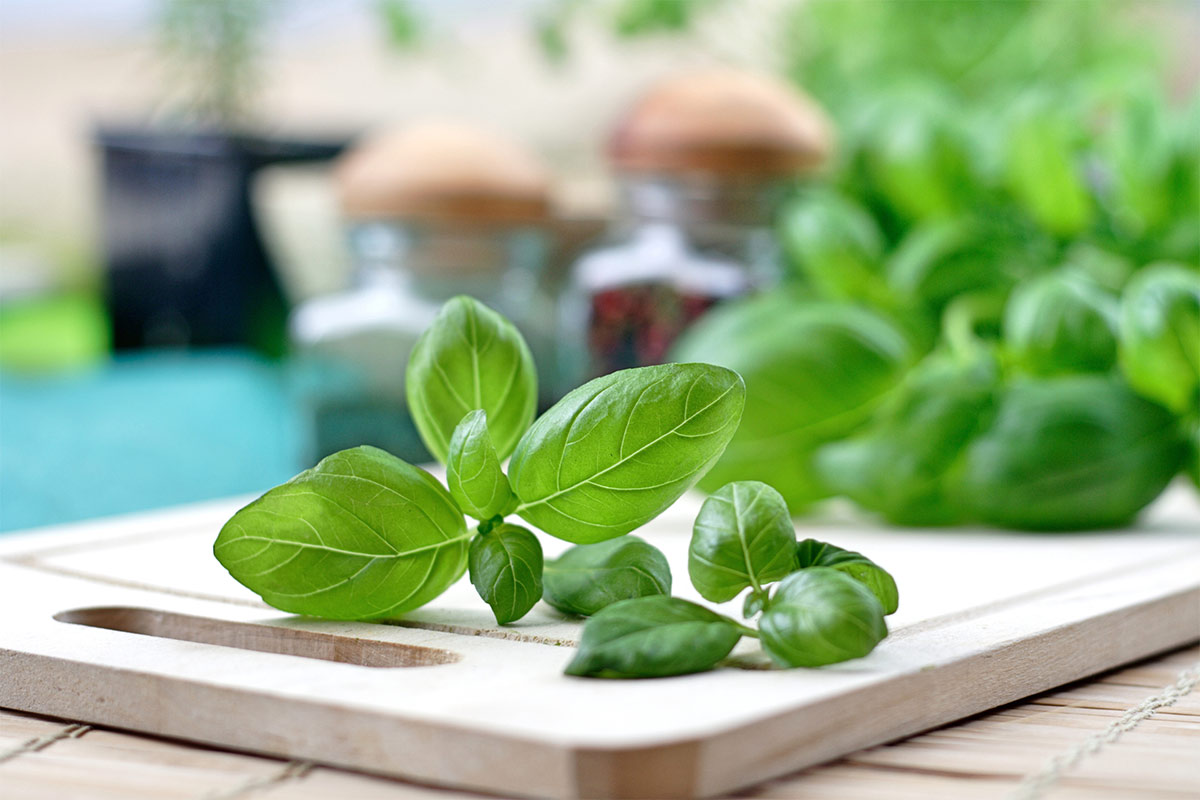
(561, 69, 833, 383)
(290, 122, 556, 463)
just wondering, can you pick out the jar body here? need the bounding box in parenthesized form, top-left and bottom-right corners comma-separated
(562, 176, 784, 383)
(291, 222, 555, 464)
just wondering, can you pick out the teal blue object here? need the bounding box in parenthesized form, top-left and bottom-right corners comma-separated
(0, 351, 303, 532)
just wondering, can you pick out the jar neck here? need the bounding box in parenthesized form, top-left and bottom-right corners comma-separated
(347, 221, 546, 300)
(615, 174, 790, 232)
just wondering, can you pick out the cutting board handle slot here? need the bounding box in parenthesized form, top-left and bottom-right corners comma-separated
(54, 606, 461, 668)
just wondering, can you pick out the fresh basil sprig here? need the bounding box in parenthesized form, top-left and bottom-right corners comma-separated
(215, 296, 746, 625)
(542, 536, 671, 617)
(567, 480, 899, 678)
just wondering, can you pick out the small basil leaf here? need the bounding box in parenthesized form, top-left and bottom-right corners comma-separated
(759, 568, 888, 668)
(688, 481, 798, 603)
(447, 410, 517, 520)
(542, 536, 671, 617)
(509, 363, 745, 544)
(406, 296, 537, 463)
(564, 596, 745, 679)
(742, 589, 768, 619)
(468, 523, 544, 625)
(214, 446, 469, 620)
(795, 538, 899, 615)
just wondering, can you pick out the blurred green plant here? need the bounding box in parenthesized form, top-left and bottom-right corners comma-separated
(158, 0, 274, 125)
(627, 0, 1198, 528)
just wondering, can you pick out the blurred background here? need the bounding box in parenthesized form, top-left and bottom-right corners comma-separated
(1, 0, 1197, 533)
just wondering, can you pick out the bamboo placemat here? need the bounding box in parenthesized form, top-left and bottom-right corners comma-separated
(3, 645, 1197, 800)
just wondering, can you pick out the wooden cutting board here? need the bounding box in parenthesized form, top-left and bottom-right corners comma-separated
(2, 482, 1198, 799)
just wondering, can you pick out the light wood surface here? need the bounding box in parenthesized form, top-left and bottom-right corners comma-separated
(3, 646, 1196, 799)
(1, 485, 1198, 799)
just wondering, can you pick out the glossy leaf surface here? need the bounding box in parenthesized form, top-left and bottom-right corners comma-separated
(688, 481, 797, 603)
(960, 376, 1186, 530)
(468, 523, 543, 625)
(509, 363, 745, 543)
(406, 296, 537, 462)
(795, 539, 899, 615)
(565, 596, 745, 679)
(542, 536, 671, 617)
(759, 568, 887, 668)
(214, 446, 469, 620)
(446, 410, 516, 520)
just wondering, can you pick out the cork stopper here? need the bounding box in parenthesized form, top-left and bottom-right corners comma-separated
(609, 69, 833, 176)
(336, 121, 551, 225)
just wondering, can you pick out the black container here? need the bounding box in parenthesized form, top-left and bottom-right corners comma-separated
(97, 129, 346, 355)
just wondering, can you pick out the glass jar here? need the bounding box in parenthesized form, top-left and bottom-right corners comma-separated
(562, 175, 789, 383)
(562, 69, 833, 382)
(291, 222, 555, 464)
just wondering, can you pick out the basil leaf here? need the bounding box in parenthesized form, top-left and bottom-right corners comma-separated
(509, 363, 745, 544)
(688, 481, 798, 603)
(468, 523, 544, 625)
(1118, 263, 1200, 415)
(759, 568, 888, 668)
(565, 596, 745, 679)
(214, 446, 469, 620)
(447, 410, 517, 520)
(795, 539, 899, 615)
(542, 536, 671, 617)
(406, 296, 537, 463)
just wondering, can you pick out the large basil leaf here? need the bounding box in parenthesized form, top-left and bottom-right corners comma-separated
(1004, 270, 1119, 376)
(959, 376, 1186, 530)
(795, 539, 899, 615)
(1118, 264, 1200, 415)
(447, 410, 516, 521)
(406, 296, 537, 462)
(214, 446, 469, 620)
(688, 481, 797, 603)
(508, 363, 745, 544)
(564, 596, 745, 679)
(815, 352, 998, 526)
(672, 298, 912, 511)
(468, 523, 543, 625)
(542, 536, 671, 617)
(759, 568, 888, 668)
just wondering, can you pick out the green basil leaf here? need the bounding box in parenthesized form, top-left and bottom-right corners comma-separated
(565, 596, 745, 679)
(688, 481, 797, 603)
(959, 376, 1186, 530)
(406, 296, 537, 463)
(509, 363, 745, 544)
(468, 523, 543, 625)
(542, 536, 671, 617)
(1004, 270, 1119, 376)
(214, 446, 469, 620)
(759, 568, 888, 668)
(1118, 263, 1200, 415)
(447, 410, 517, 520)
(795, 539, 899, 615)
